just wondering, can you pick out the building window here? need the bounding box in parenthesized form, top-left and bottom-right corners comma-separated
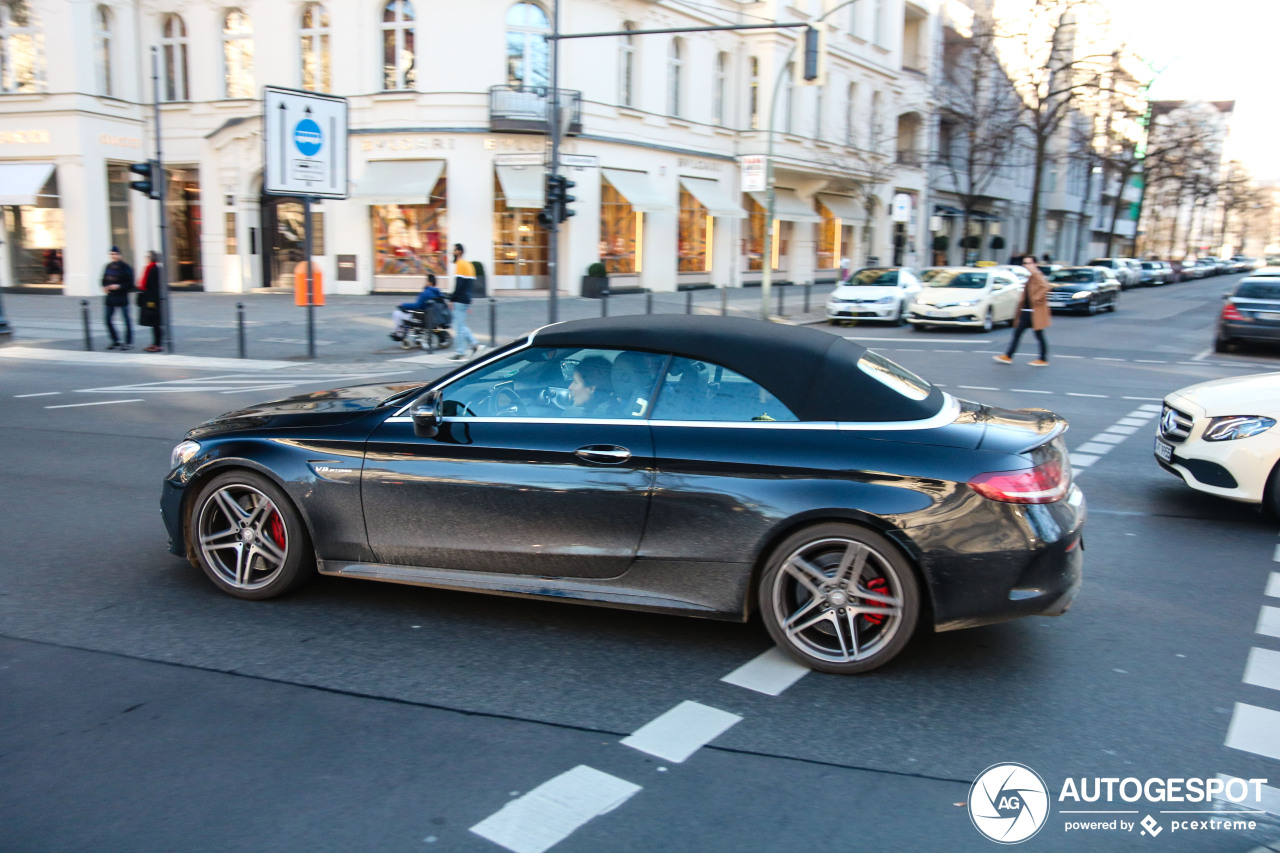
(745, 194, 767, 271)
(600, 178, 638, 274)
(619, 21, 635, 107)
(0, 1, 41, 94)
(870, 91, 882, 154)
(849, 0, 862, 37)
(749, 57, 759, 130)
(678, 187, 710, 272)
(300, 3, 330, 93)
(94, 5, 111, 97)
(160, 14, 188, 101)
(106, 164, 131, 264)
(783, 63, 795, 134)
(813, 84, 824, 140)
(382, 0, 415, 91)
(667, 38, 683, 118)
(225, 212, 237, 254)
(493, 172, 548, 275)
(817, 201, 840, 270)
(873, 0, 884, 46)
(372, 175, 448, 279)
(5, 169, 61, 286)
(845, 82, 857, 146)
(505, 1, 548, 89)
(713, 52, 727, 126)
(166, 167, 203, 284)
(222, 9, 253, 99)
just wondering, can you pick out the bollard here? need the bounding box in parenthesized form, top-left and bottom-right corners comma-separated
(80, 299, 91, 351)
(645, 291, 653, 315)
(803, 283, 811, 314)
(601, 288, 609, 317)
(489, 297, 496, 347)
(685, 289, 693, 314)
(720, 286, 728, 316)
(236, 302, 246, 358)
(777, 286, 785, 317)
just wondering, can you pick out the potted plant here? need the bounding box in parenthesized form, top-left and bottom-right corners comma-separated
(582, 262, 609, 298)
(931, 234, 950, 252)
(990, 235, 1006, 251)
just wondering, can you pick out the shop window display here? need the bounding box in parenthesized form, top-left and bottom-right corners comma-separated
(372, 175, 447, 279)
(493, 173, 547, 276)
(677, 186, 709, 273)
(599, 178, 638, 275)
(817, 202, 839, 271)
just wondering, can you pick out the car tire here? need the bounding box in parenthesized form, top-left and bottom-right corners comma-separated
(912, 323, 930, 332)
(1214, 335, 1235, 353)
(758, 523, 920, 674)
(189, 470, 315, 600)
(1086, 298, 1098, 316)
(892, 306, 906, 326)
(981, 309, 994, 332)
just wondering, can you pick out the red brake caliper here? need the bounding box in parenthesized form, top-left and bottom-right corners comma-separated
(268, 511, 286, 549)
(862, 577, 889, 625)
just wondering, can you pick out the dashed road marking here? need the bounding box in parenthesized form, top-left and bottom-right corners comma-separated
(1268, 573, 1280, 598)
(1116, 417, 1151, 427)
(620, 701, 742, 764)
(1105, 425, 1139, 435)
(1225, 703, 1280, 761)
(14, 391, 60, 397)
(1215, 775, 1280, 815)
(1258, 606, 1280, 640)
(721, 647, 810, 696)
(1009, 388, 1053, 394)
(1090, 433, 1126, 445)
(958, 385, 998, 391)
(1067, 392, 1108, 398)
(45, 398, 143, 409)
(1074, 442, 1115, 456)
(1071, 453, 1100, 467)
(1243, 648, 1280, 693)
(469, 766, 641, 853)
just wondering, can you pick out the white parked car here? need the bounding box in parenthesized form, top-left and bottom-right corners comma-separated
(826, 267, 922, 326)
(907, 267, 1024, 331)
(1155, 372, 1280, 513)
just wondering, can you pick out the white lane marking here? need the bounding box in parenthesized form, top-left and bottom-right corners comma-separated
(1258, 606, 1280, 639)
(1136, 403, 1164, 412)
(721, 647, 810, 696)
(1105, 425, 1139, 436)
(958, 385, 998, 391)
(1135, 360, 1168, 364)
(1074, 442, 1114, 456)
(1274, 545, 1280, 563)
(1009, 388, 1053, 394)
(0, 346, 302, 370)
(1116, 417, 1151, 427)
(1056, 354, 1085, 359)
(1071, 454, 1100, 467)
(1268, 573, 1280, 598)
(1225, 703, 1280, 761)
(1215, 775, 1280, 815)
(1095, 357, 1126, 362)
(469, 766, 641, 853)
(620, 701, 742, 763)
(1066, 392, 1108, 398)
(1090, 433, 1126, 445)
(1243, 647, 1280, 692)
(1123, 396, 1164, 401)
(1126, 410, 1157, 420)
(45, 398, 144, 409)
(14, 391, 61, 397)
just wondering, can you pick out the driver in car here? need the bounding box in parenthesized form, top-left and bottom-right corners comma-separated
(566, 355, 623, 418)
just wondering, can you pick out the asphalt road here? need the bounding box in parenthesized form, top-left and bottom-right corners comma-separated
(2, 274, 1279, 852)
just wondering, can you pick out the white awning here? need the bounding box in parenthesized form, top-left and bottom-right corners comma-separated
(748, 189, 822, 224)
(680, 177, 745, 218)
(601, 168, 673, 213)
(351, 160, 444, 203)
(816, 193, 866, 223)
(0, 163, 56, 206)
(495, 163, 545, 209)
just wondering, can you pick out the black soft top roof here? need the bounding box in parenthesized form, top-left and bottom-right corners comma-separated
(531, 314, 945, 422)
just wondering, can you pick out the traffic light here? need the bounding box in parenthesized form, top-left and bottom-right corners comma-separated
(128, 160, 162, 200)
(799, 25, 826, 85)
(555, 175, 576, 223)
(539, 175, 578, 227)
(803, 27, 820, 80)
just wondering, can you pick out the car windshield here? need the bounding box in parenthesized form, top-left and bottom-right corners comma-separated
(1237, 282, 1280, 300)
(922, 271, 987, 289)
(845, 268, 899, 286)
(1049, 270, 1097, 283)
(1088, 259, 1115, 268)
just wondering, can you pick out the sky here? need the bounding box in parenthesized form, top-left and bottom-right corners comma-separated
(1100, 0, 1278, 180)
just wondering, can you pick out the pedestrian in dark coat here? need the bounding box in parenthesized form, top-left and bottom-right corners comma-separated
(993, 254, 1053, 366)
(101, 246, 134, 350)
(137, 250, 163, 352)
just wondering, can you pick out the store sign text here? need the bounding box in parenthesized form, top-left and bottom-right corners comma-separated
(99, 134, 143, 149)
(0, 130, 51, 145)
(361, 136, 456, 152)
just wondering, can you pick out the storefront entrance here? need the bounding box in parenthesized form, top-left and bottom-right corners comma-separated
(260, 195, 322, 289)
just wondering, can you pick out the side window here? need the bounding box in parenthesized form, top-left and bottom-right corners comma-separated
(652, 357, 798, 423)
(438, 347, 664, 420)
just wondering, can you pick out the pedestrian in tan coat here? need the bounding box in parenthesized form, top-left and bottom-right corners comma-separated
(994, 255, 1052, 366)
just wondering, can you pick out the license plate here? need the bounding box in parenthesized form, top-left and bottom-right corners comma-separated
(1154, 438, 1173, 463)
(926, 310, 949, 318)
(1257, 311, 1280, 321)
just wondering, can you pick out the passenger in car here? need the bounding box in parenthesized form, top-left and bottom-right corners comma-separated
(567, 355, 623, 417)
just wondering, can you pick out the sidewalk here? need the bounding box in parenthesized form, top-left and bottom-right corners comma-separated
(0, 285, 836, 368)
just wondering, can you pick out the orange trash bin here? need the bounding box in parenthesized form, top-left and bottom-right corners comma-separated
(294, 261, 325, 306)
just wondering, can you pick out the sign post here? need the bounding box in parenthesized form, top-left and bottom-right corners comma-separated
(263, 86, 348, 359)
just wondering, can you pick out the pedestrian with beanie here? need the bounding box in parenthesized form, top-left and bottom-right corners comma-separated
(448, 243, 482, 361)
(137, 250, 164, 352)
(101, 246, 135, 350)
(994, 254, 1052, 367)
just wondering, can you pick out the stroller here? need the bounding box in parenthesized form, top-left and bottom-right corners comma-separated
(399, 296, 453, 351)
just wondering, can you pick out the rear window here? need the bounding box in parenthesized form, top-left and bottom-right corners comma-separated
(1088, 259, 1116, 268)
(857, 351, 932, 402)
(1237, 282, 1280, 300)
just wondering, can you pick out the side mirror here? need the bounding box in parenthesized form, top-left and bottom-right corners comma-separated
(411, 389, 442, 438)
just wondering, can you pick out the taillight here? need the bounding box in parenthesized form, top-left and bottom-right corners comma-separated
(1222, 302, 1246, 321)
(969, 457, 1069, 504)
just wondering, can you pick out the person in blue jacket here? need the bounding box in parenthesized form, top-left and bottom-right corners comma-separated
(391, 274, 442, 340)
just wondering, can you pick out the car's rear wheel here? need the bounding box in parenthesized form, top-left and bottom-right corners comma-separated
(1214, 335, 1235, 353)
(981, 308, 994, 332)
(759, 523, 920, 674)
(190, 471, 314, 600)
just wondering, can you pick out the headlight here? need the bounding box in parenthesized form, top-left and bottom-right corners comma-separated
(874, 296, 894, 304)
(1071, 291, 1091, 299)
(171, 440, 201, 468)
(1202, 416, 1276, 442)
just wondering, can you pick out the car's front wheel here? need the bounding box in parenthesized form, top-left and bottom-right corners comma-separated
(759, 523, 920, 674)
(190, 471, 315, 600)
(981, 308, 994, 332)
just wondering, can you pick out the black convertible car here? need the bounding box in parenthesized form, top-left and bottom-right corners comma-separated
(162, 315, 1085, 673)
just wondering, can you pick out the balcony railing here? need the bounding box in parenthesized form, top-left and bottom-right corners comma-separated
(489, 86, 582, 135)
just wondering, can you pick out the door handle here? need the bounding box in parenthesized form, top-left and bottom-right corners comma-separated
(575, 445, 632, 464)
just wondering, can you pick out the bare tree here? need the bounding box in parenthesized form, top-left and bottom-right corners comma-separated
(1137, 101, 1226, 258)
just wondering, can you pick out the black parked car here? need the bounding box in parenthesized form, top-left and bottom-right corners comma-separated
(1046, 267, 1122, 314)
(161, 315, 1085, 674)
(1217, 275, 1280, 352)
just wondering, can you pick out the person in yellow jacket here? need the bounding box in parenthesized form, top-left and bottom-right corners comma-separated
(994, 254, 1052, 366)
(448, 243, 482, 361)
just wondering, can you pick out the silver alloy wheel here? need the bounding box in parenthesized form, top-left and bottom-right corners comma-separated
(982, 308, 994, 331)
(767, 535, 907, 666)
(196, 483, 290, 591)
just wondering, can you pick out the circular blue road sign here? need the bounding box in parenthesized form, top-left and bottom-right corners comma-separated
(294, 119, 323, 157)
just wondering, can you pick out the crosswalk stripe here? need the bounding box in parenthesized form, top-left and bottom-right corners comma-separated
(1074, 442, 1114, 456)
(721, 647, 810, 696)
(1243, 647, 1280, 692)
(620, 701, 741, 764)
(469, 766, 641, 853)
(1258, 606, 1280, 639)
(1225, 703, 1280, 761)
(1215, 775, 1280, 815)
(1267, 573, 1280, 598)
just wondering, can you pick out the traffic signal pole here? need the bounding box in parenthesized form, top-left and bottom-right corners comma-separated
(546, 0, 562, 323)
(150, 47, 174, 353)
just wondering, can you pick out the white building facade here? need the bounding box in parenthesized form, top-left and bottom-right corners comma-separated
(0, 0, 939, 299)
